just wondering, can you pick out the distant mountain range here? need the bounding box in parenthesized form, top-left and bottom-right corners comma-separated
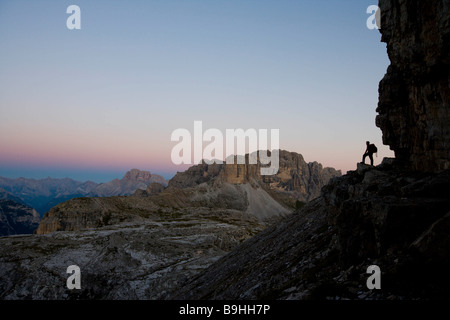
(0, 169, 168, 217)
(0, 152, 341, 238)
(36, 150, 341, 234)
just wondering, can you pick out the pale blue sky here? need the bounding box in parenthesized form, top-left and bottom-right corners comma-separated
(0, 0, 391, 182)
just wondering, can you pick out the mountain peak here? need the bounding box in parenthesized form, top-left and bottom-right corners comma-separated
(122, 169, 152, 182)
(169, 150, 341, 205)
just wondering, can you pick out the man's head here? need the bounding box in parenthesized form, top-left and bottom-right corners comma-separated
(366, 141, 370, 145)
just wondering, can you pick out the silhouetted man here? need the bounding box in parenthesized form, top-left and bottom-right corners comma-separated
(361, 141, 377, 166)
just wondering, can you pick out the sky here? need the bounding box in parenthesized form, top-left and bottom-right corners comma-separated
(0, 0, 392, 182)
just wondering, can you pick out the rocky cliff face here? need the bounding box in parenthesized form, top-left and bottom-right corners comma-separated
(169, 150, 341, 207)
(376, 0, 450, 172)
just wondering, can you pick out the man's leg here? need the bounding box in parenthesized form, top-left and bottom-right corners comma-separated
(369, 153, 373, 166)
(362, 153, 368, 164)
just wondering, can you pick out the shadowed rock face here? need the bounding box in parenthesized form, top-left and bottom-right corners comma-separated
(0, 200, 40, 236)
(0, 189, 40, 236)
(376, 0, 450, 172)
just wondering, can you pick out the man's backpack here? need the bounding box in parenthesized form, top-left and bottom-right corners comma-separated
(369, 144, 378, 153)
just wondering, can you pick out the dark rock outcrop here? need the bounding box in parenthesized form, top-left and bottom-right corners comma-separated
(376, 0, 450, 172)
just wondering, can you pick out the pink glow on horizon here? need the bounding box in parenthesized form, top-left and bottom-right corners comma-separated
(1, 120, 394, 177)
(0, 129, 175, 173)
(1, 137, 392, 177)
